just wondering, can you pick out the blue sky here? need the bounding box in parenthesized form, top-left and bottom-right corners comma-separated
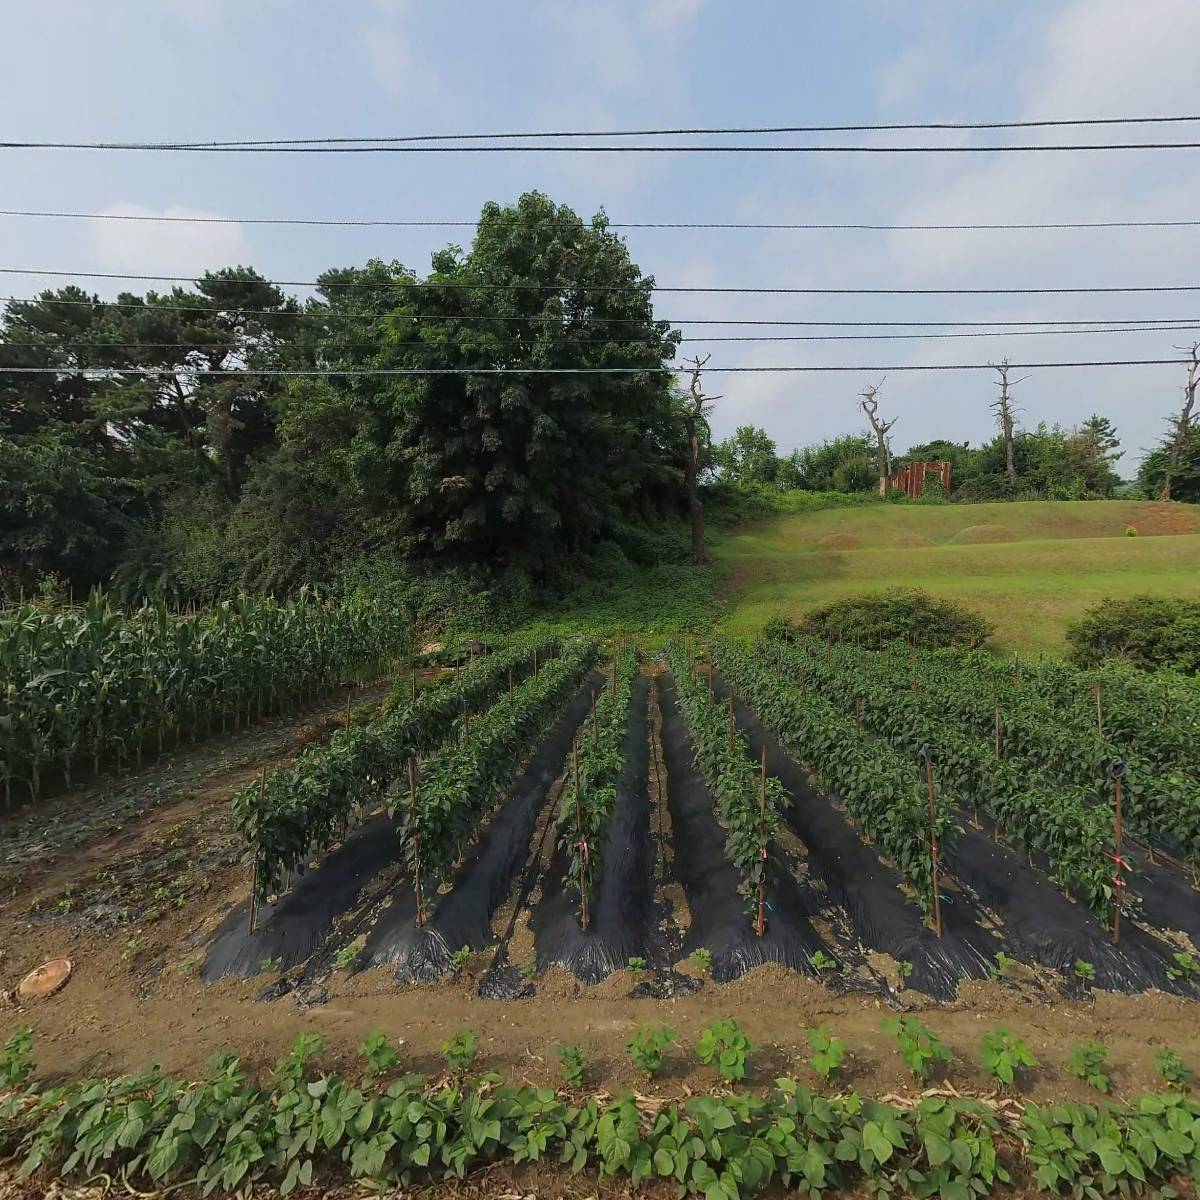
(3, 0, 1199, 469)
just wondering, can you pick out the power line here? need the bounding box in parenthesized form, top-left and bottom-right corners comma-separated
(4, 208, 1200, 233)
(0, 358, 1191, 377)
(7, 140, 1200, 155)
(5, 295, 1200, 326)
(6, 324, 1200, 354)
(6, 267, 1200, 297)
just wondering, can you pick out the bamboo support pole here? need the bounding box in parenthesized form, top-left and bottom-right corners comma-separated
(728, 691, 735, 753)
(923, 751, 942, 939)
(1092, 681, 1105, 741)
(854, 696, 862, 738)
(756, 745, 767, 937)
(574, 740, 588, 931)
(410, 756, 422, 927)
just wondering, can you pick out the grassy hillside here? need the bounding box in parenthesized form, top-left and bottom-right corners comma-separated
(715, 500, 1200, 654)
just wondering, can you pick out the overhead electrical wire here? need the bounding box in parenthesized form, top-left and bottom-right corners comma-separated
(5, 324, 1200, 353)
(0, 358, 1192, 377)
(4, 208, 1200, 233)
(5, 267, 1200, 297)
(5, 295, 1200, 328)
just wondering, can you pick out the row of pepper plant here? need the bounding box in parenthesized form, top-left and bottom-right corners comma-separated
(0, 587, 408, 809)
(709, 638, 955, 918)
(555, 647, 640, 930)
(667, 641, 785, 931)
(233, 638, 559, 902)
(812, 637, 1200, 871)
(940, 648, 1200, 778)
(393, 639, 597, 923)
(757, 637, 1118, 921)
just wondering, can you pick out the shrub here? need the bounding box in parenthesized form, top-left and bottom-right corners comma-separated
(358, 1031, 400, 1077)
(1156, 1049, 1193, 1091)
(0, 1028, 33, 1088)
(696, 1019, 754, 1082)
(1066, 595, 1200, 674)
(795, 588, 993, 650)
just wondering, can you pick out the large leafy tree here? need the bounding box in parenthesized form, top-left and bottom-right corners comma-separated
(309, 192, 682, 575)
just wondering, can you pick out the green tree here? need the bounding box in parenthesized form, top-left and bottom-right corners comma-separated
(1139, 423, 1200, 503)
(711, 424, 778, 486)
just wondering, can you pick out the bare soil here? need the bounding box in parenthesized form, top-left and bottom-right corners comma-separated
(2, 675, 1199, 1107)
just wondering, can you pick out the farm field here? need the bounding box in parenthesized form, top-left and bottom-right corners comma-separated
(3, 633, 1200, 1085)
(4, 626, 1200, 1195)
(715, 500, 1200, 652)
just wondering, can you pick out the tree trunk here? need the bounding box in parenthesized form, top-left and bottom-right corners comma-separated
(685, 413, 706, 563)
(875, 431, 888, 497)
(1161, 353, 1199, 501)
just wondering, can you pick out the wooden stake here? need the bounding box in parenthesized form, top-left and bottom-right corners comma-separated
(573, 740, 589, 931)
(533, 646, 538, 676)
(1092, 681, 1105, 741)
(728, 691, 735, 752)
(409, 756, 422, 927)
(345, 687, 353, 730)
(1112, 767, 1124, 943)
(592, 692, 599, 747)
(707, 660, 713, 702)
(756, 745, 767, 937)
(994, 705, 1001, 757)
(854, 695, 862, 738)
(923, 752, 942, 938)
(412, 664, 417, 702)
(508, 667, 513, 696)
(249, 768, 266, 934)
(611, 659, 616, 700)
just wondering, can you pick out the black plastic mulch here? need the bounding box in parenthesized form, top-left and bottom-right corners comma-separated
(952, 822, 1189, 994)
(656, 673, 837, 983)
(356, 673, 604, 982)
(201, 812, 402, 981)
(716, 678, 1001, 1000)
(529, 676, 655, 983)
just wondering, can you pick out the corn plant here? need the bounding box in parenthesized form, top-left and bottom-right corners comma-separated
(0, 587, 408, 809)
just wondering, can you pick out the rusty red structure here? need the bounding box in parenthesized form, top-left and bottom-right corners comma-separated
(887, 460, 952, 498)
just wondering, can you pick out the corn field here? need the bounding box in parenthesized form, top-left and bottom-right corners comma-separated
(0, 587, 409, 809)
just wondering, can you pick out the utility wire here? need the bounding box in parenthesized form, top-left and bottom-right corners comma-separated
(0, 358, 1191, 377)
(6, 324, 1200, 353)
(5, 267, 1200, 296)
(5, 295, 1200, 327)
(4, 208, 1200, 233)
(9, 140, 1200, 155)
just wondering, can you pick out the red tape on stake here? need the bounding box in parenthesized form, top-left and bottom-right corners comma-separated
(574, 839, 590, 862)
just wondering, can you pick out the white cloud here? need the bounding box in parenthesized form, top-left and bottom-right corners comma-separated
(89, 204, 252, 278)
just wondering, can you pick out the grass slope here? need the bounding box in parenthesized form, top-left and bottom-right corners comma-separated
(715, 500, 1200, 653)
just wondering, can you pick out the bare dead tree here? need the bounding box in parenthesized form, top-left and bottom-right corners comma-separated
(859, 379, 896, 498)
(991, 359, 1029, 483)
(682, 354, 721, 563)
(1160, 342, 1200, 502)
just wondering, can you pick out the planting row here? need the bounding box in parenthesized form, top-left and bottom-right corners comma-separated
(758, 638, 1120, 921)
(233, 637, 562, 901)
(771, 634, 1200, 869)
(392, 638, 598, 921)
(709, 638, 953, 916)
(0, 588, 408, 807)
(6, 1028, 1200, 1199)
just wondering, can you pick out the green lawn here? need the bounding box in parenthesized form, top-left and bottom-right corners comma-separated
(714, 500, 1200, 654)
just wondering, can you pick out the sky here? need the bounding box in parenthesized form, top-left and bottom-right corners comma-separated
(2, 0, 1200, 470)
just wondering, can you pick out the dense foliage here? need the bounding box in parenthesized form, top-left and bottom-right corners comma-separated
(757, 637, 1117, 918)
(668, 642, 785, 927)
(393, 639, 596, 918)
(555, 648, 639, 925)
(9, 1031, 1200, 1198)
(0, 588, 405, 809)
(1067, 595, 1200, 675)
(233, 639, 556, 900)
(710, 638, 955, 915)
(776, 635, 1200, 869)
(0, 194, 685, 602)
(777, 588, 993, 650)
